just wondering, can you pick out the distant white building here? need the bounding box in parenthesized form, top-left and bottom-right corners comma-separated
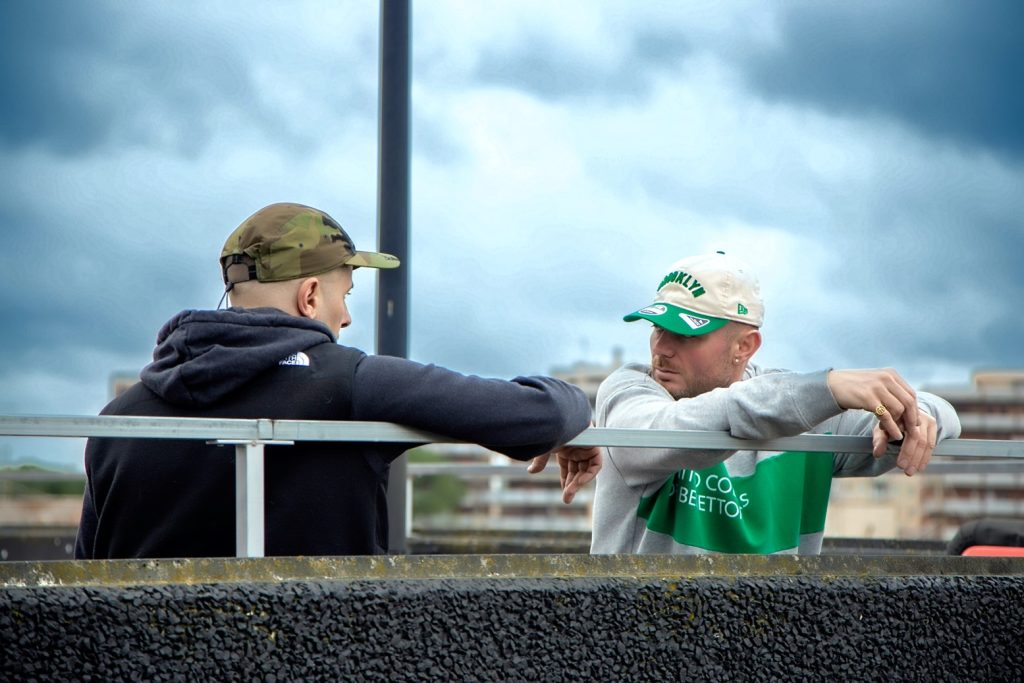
(109, 372, 140, 400)
(827, 370, 1024, 542)
(549, 347, 624, 408)
(825, 475, 924, 541)
(919, 370, 1024, 540)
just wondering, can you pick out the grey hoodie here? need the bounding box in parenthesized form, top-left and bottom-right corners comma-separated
(591, 362, 961, 555)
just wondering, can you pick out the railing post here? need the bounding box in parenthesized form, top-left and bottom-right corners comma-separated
(215, 436, 294, 558)
(235, 441, 266, 559)
(405, 475, 414, 539)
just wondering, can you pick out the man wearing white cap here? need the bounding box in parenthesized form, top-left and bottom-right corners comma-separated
(588, 251, 961, 555)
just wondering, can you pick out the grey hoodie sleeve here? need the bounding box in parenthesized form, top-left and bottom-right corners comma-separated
(597, 363, 843, 486)
(823, 391, 962, 477)
(350, 355, 592, 460)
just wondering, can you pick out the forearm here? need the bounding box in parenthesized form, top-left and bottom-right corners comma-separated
(599, 367, 843, 485)
(351, 355, 592, 460)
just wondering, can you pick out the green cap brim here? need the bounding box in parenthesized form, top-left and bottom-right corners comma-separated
(346, 251, 401, 269)
(623, 302, 729, 336)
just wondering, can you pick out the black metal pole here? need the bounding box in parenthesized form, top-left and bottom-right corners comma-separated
(377, 0, 411, 554)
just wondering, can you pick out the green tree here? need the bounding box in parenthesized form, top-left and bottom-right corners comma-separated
(0, 465, 86, 496)
(407, 448, 466, 518)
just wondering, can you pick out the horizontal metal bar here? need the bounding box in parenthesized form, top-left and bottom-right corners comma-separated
(916, 460, 1024, 475)
(1, 415, 1022, 458)
(270, 420, 443, 444)
(0, 415, 258, 440)
(927, 438, 1024, 458)
(564, 430, 1021, 458)
(0, 415, 443, 444)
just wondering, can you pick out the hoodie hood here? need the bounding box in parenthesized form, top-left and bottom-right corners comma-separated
(141, 308, 335, 406)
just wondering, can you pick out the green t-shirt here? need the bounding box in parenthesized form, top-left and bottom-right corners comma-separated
(637, 451, 834, 554)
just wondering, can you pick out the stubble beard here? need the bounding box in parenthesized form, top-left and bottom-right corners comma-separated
(653, 356, 736, 400)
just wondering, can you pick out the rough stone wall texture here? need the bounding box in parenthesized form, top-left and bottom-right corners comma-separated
(3, 573, 1023, 681)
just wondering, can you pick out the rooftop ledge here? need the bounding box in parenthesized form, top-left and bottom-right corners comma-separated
(6, 554, 1023, 680)
(4, 553, 1023, 588)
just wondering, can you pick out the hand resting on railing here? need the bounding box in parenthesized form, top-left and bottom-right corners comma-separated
(527, 444, 604, 504)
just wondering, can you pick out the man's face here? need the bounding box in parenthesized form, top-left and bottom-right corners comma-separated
(649, 324, 738, 399)
(318, 267, 353, 335)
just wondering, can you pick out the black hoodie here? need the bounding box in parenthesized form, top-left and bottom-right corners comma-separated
(76, 308, 591, 558)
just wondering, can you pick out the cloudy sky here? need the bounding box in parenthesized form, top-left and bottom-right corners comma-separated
(1, 1, 1021, 470)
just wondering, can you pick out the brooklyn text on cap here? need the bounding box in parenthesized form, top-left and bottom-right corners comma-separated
(220, 202, 400, 286)
(623, 251, 765, 336)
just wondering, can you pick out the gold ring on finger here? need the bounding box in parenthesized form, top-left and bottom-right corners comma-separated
(874, 404, 888, 418)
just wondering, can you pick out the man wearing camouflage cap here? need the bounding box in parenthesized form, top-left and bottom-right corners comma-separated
(582, 251, 960, 555)
(76, 202, 599, 559)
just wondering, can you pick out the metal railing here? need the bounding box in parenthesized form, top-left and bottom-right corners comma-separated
(2, 414, 1023, 558)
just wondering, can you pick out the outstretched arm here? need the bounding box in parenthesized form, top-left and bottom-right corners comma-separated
(351, 355, 593, 461)
(598, 364, 845, 487)
(598, 364, 961, 488)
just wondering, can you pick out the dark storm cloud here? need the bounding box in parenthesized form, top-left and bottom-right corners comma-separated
(942, 222, 1024, 368)
(807, 206, 1024, 373)
(0, 3, 113, 154)
(475, 27, 690, 101)
(0, 200, 200, 378)
(0, 2, 280, 158)
(739, 0, 1024, 158)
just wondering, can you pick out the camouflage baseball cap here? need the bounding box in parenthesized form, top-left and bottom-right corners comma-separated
(220, 202, 399, 286)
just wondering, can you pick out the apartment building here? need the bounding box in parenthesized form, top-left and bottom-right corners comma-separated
(918, 370, 1024, 540)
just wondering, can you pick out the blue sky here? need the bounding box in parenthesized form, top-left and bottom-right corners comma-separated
(1, 0, 1022, 469)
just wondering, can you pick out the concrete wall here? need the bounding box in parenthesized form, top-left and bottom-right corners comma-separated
(3, 555, 1022, 681)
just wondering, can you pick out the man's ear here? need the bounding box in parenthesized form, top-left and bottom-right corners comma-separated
(735, 328, 762, 363)
(295, 277, 321, 319)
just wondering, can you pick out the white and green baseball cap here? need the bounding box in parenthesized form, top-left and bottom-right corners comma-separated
(624, 251, 764, 336)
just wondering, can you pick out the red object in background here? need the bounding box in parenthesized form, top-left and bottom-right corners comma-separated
(961, 545, 1024, 557)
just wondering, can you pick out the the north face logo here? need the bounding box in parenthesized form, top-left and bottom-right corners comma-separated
(279, 352, 310, 367)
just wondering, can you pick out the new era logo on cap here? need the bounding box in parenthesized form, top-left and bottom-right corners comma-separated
(622, 251, 764, 336)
